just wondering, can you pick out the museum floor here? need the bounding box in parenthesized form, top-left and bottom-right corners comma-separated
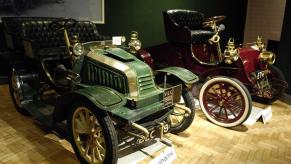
(0, 84, 291, 163)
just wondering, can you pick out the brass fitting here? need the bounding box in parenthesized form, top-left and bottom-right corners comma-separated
(258, 51, 276, 65)
(224, 38, 239, 64)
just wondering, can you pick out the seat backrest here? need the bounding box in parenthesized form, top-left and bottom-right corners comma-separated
(68, 21, 104, 43)
(166, 9, 204, 30)
(2, 17, 61, 49)
(22, 21, 65, 49)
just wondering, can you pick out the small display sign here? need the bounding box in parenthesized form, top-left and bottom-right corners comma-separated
(149, 146, 176, 164)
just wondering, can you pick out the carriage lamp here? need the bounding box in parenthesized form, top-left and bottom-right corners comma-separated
(128, 31, 141, 54)
(258, 51, 276, 65)
(224, 38, 239, 64)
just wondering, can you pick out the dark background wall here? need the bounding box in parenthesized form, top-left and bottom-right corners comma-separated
(0, 0, 248, 77)
(278, 0, 291, 95)
(97, 0, 248, 48)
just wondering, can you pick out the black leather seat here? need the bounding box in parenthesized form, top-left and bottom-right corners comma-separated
(2, 17, 61, 49)
(163, 9, 214, 44)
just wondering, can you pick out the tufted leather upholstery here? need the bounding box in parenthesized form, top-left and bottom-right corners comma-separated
(1, 17, 109, 59)
(2, 17, 61, 49)
(164, 9, 214, 44)
(68, 21, 110, 43)
(22, 21, 65, 49)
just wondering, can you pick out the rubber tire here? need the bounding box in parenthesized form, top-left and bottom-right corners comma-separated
(199, 77, 252, 128)
(8, 68, 31, 116)
(270, 65, 286, 97)
(67, 101, 118, 164)
(169, 88, 195, 134)
(253, 65, 286, 104)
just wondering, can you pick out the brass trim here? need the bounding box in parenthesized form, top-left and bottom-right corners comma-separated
(131, 122, 149, 138)
(87, 50, 139, 99)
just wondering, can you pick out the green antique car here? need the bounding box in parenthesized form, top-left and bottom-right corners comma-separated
(5, 18, 198, 163)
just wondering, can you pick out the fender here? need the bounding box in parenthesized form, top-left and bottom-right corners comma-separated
(156, 66, 199, 85)
(54, 85, 126, 122)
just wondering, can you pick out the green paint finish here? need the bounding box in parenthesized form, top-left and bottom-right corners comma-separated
(105, 48, 135, 61)
(83, 58, 129, 94)
(157, 67, 199, 84)
(83, 45, 163, 104)
(111, 101, 164, 122)
(75, 85, 126, 111)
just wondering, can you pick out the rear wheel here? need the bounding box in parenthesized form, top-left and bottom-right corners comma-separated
(8, 68, 31, 116)
(199, 77, 251, 127)
(68, 101, 118, 164)
(253, 65, 287, 104)
(169, 87, 195, 134)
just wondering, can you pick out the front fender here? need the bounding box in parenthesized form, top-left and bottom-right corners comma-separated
(54, 86, 126, 122)
(74, 86, 126, 110)
(156, 67, 199, 85)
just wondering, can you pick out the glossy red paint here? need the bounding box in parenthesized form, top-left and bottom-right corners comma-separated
(137, 49, 155, 69)
(238, 47, 260, 79)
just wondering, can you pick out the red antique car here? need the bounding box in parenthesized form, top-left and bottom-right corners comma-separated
(137, 9, 288, 127)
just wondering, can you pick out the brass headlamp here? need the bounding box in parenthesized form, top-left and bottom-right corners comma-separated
(128, 31, 141, 54)
(255, 36, 276, 65)
(258, 51, 276, 65)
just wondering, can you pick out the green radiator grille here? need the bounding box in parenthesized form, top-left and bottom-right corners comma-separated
(85, 62, 128, 94)
(138, 74, 156, 95)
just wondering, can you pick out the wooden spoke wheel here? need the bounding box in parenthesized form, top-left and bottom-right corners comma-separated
(199, 77, 251, 127)
(68, 102, 118, 164)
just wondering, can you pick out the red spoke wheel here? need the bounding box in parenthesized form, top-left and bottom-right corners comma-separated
(199, 77, 252, 127)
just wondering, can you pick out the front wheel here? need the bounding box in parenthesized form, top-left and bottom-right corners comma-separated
(169, 87, 195, 134)
(67, 101, 118, 164)
(199, 77, 252, 127)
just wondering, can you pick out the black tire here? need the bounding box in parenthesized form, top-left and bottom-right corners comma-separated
(67, 101, 118, 164)
(253, 65, 286, 104)
(199, 77, 252, 127)
(8, 68, 31, 116)
(169, 87, 195, 134)
(270, 65, 286, 97)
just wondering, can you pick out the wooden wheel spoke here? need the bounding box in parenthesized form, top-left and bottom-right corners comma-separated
(211, 87, 219, 95)
(208, 104, 219, 113)
(84, 143, 90, 156)
(207, 92, 219, 100)
(223, 108, 228, 120)
(90, 116, 97, 129)
(95, 139, 105, 152)
(94, 146, 103, 162)
(218, 83, 226, 94)
(85, 111, 91, 126)
(79, 111, 89, 129)
(226, 92, 240, 101)
(75, 118, 89, 133)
